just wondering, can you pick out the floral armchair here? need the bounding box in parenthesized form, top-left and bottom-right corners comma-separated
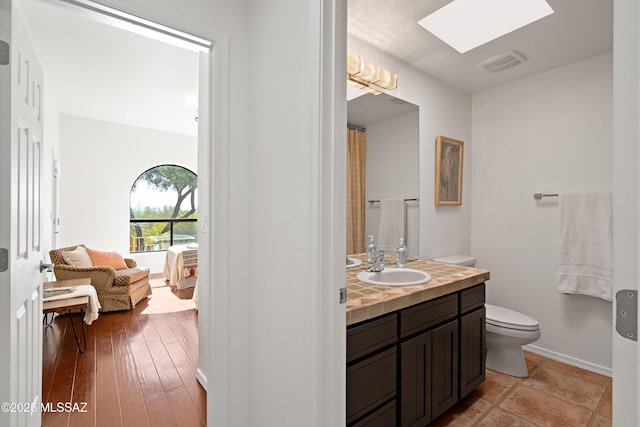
(49, 244, 152, 312)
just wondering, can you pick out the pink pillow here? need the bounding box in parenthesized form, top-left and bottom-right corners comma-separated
(85, 247, 128, 270)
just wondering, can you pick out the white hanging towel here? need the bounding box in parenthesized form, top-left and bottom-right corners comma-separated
(377, 198, 406, 253)
(556, 191, 613, 301)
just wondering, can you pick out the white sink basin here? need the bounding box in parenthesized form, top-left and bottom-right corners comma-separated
(357, 268, 432, 287)
(346, 257, 363, 269)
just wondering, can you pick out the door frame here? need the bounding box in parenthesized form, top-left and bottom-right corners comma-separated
(612, 0, 639, 424)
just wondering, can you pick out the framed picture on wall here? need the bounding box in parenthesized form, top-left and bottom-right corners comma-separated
(434, 135, 464, 206)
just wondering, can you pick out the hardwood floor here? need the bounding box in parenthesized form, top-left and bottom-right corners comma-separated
(42, 280, 205, 427)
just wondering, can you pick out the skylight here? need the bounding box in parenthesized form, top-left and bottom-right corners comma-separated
(417, 0, 554, 54)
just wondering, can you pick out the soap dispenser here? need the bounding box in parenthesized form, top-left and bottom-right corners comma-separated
(396, 238, 408, 268)
(366, 235, 376, 264)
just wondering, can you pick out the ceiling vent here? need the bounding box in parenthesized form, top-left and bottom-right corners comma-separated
(478, 50, 527, 73)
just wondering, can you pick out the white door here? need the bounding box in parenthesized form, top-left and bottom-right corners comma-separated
(612, 0, 639, 424)
(0, 0, 45, 426)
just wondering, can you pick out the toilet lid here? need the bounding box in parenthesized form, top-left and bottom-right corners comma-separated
(432, 254, 476, 266)
(485, 304, 539, 331)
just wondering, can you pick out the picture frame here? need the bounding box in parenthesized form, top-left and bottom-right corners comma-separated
(434, 135, 464, 206)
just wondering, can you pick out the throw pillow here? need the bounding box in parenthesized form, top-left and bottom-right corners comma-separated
(61, 246, 94, 267)
(85, 247, 128, 270)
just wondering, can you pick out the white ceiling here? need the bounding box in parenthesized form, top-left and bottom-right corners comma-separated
(20, 0, 613, 136)
(347, 93, 418, 128)
(348, 0, 613, 94)
(21, 0, 200, 137)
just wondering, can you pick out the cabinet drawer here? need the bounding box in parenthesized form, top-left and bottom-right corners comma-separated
(351, 400, 396, 427)
(460, 283, 485, 315)
(347, 346, 397, 424)
(347, 313, 397, 363)
(400, 294, 458, 339)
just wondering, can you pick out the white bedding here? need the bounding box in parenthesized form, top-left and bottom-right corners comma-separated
(163, 244, 198, 289)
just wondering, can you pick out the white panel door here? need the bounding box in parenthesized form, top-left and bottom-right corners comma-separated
(0, 1, 45, 426)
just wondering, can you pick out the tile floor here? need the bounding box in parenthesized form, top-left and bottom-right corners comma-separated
(431, 352, 612, 427)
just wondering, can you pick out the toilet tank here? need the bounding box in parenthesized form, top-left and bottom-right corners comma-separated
(432, 254, 476, 267)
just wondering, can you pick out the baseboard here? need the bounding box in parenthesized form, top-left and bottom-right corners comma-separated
(149, 272, 165, 280)
(524, 344, 612, 378)
(196, 368, 208, 391)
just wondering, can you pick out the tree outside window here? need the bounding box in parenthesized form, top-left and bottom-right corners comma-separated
(130, 165, 198, 252)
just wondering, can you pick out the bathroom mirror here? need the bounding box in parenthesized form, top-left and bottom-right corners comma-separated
(347, 92, 419, 258)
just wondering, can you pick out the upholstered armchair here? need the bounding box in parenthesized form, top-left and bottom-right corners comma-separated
(49, 244, 152, 312)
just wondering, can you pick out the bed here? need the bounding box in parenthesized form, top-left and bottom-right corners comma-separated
(163, 244, 198, 289)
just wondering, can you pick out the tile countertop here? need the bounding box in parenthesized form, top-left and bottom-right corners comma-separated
(346, 253, 490, 326)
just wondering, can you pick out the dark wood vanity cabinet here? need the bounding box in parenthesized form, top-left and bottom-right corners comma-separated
(429, 320, 459, 420)
(346, 313, 397, 425)
(351, 400, 397, 427)
(399, 319, 460, 426)
(459, 307, 486, 397)
(399, 293, 459, 426)
(347, 283, 486, 426)
(459, 284, 487, 399)
(399, 332, 432, 425)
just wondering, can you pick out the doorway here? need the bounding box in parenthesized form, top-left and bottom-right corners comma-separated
(20, 0, 219, 421)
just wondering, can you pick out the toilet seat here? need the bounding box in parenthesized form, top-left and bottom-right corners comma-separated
(485, 304, 539, 331)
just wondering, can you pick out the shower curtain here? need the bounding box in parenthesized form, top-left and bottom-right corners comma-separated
(346, 128, 366, 254)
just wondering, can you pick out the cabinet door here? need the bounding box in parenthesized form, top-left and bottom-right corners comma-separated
(431, 320, 459, 420)
(460, 307, 486, 398)
(399, 332, 431, 427)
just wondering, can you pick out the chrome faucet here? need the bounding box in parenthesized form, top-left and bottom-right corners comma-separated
(366, 250, 389, 273)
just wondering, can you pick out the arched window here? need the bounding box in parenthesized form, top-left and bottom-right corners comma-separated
(129, 165, 198, 252)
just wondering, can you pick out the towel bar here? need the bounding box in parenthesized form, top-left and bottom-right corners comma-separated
(533, 193, 558, 200)
(368, 198, 418, 204)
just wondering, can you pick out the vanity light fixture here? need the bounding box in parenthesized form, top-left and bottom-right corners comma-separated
(347, 52, 398, 95)
(417, 0, 554, 54)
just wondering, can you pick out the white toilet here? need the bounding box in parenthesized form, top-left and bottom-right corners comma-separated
(432, 255, 541, 377)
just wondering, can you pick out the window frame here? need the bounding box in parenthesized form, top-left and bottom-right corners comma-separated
(129, 164, 198, 253)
